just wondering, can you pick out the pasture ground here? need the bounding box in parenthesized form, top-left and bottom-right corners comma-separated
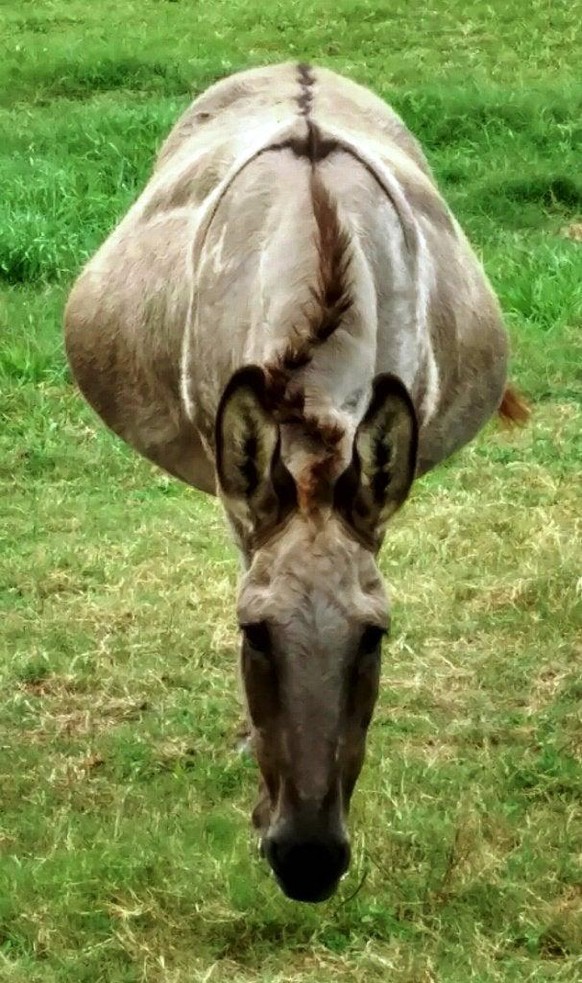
(1, 1, 581, 980)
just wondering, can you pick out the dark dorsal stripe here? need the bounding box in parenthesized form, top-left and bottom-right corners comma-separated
(292, 64, 338, 162)
(283, 122, 338, 163)
(296, 63, 315, 116)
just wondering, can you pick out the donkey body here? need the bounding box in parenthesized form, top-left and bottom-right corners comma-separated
(65, 64, 520, 902)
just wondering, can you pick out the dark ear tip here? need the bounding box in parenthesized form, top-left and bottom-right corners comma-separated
(216, 365, 269, 438)
(369, 372, 416, 412)
(218, 364, 268, 409)
(366, 373, 419, 441)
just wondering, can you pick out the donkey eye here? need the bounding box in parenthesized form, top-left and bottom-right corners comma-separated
(241, 621, 271, 653)
(359, 625, 386, 656)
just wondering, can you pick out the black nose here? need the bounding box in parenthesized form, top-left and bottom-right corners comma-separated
(264, 833, 350, 903)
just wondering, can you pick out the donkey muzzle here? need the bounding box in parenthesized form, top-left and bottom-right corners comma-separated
(263, 829, 350, 903)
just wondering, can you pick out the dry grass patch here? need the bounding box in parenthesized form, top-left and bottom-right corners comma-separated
(2, 389, 580, 980)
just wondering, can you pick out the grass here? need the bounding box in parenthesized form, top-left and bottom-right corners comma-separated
(1, 0, 581, 980)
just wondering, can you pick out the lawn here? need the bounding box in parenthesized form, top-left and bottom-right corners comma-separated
(1, 1, 581, 980)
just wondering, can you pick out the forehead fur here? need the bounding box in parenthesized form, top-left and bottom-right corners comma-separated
(237, 512, 388, 627)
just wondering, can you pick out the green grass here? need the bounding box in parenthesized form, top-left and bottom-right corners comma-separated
(1, 1, 581, 980)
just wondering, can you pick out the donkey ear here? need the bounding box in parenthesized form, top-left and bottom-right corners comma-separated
(334, 374, 418, 549)
(215, 366, 297, 545)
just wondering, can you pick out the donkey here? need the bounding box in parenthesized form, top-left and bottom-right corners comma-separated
(65, 63, 527, 903)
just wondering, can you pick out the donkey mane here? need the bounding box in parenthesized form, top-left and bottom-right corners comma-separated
(260, 115, 354, 510)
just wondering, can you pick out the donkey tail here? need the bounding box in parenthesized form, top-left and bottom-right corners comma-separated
(498, 383, 530, 427)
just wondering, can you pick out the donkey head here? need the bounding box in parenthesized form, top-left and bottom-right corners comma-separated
(215, 365, 418, 902)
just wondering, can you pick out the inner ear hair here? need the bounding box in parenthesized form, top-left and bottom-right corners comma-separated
(215, 366, 275, 500)
(215, 365, 298, 543)
(334, 373, 418, 549)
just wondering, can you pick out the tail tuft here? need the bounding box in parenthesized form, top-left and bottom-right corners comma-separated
(498, 384, 530, 427)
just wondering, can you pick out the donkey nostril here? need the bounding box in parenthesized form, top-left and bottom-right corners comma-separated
(265, 835, 350, 903)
